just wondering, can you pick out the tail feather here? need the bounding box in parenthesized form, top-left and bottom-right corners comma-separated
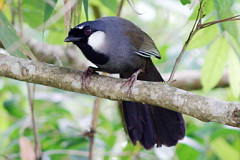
(151, 106, 185, 146)
(122, 101, 156, 148)
(120, 59, 185, 149)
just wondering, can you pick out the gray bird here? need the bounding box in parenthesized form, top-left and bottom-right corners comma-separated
(65, 16, 185, 149)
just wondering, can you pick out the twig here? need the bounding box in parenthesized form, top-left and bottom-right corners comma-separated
(17, 1, 41, 159)
(89, 96, 102, 160)
(168, 0, 204, 83)
(27, 83, 42, 160)
(116, 0, 125, 17)
(17, 0, 23, 36)
(201, 15, 240, 28)
(10, 0, 16, 24)
(167, 0, 240, 83)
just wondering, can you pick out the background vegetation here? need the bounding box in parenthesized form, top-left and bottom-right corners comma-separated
(0, 0, 239, 159)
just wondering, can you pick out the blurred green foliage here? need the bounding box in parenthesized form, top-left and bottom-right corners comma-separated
(0, 0, 240, 160)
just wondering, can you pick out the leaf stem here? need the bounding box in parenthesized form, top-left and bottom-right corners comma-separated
(168, 0, 204, 83)
(27, 84, 42, 160)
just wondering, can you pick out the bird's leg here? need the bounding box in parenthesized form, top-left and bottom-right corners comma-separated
(121, 69, 144, 96)
(81, 66, 99, 89)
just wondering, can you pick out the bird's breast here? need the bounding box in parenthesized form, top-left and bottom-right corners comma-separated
(97, 52, 146, 74)
(77, 43, 109, 65)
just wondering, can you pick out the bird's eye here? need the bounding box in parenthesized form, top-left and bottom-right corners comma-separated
(84, 28, 93, 35)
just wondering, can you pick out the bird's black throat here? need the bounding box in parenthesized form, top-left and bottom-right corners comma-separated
(74, 42, 109, 65)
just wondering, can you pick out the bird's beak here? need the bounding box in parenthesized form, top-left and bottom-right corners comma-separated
(64, 36, 81, 42)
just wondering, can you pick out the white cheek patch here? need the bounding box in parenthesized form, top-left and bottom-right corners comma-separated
(88, 31, 106, 53)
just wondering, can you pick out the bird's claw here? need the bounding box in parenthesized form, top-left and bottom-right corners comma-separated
(121, 69, 143, 96)
(81, 67, 98, 89)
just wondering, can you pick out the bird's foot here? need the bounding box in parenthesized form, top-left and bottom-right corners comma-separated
(81, 67, 98, 89)
(121, 69, 144, 96)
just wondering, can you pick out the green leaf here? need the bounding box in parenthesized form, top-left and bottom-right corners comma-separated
(22, 0, 45, 28)
(228, 50, 240, 98)
(180, 0, 191, 5)
(214, 0, 234, 10)
(0, 9, 36, 59)
(3, 98, 25, 118)
(229, 34, 240, 56)
(187, 25, 219, 50)
(210, 128, 240, 141)
(211, 138, 240, 160)
(100, 0, 118, 13)
(71, 0, 83, 26)
(189, 1, 214, 20)
(214, 0, 239, 41)
(83, 0, 89, 21)
(176, 144, 200, 160)
(44, 0, 58, 23)
(46, 17, 66, 44)
(201, 37, 229, 92)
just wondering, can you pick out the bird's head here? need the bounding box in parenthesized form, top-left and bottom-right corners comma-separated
(65, 24, 93, 42)
(64, 21, 108, 53)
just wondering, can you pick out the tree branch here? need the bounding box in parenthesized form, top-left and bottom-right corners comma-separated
(1, 40, 230, 90)
(0, 53, 239, 127)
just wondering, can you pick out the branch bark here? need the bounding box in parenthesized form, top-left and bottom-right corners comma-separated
(0, 53, 239, 127)
(0, 40, 231, 91)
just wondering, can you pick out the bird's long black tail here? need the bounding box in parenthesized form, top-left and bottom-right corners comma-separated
(120, 59, 185, 149)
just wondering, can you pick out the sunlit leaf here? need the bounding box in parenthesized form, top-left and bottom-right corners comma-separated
(214, 0, 234, 12)
(201, 37, 229, 92)
(187, 25, 219, 50)
(100, 0, 118, 13)
(3, 98, 25, 118)
(46, 18, 66, 44)
(44, 0, 58, 23)
(83, 0, 89, 21)
(22, 0, 45, 28)
(228, 50, 240, 98)
(71, 0, 83, 27)
(189, 1, 214, 20)
(176, 144, 201, 160)
(214, 0, 239, 41)
(229, 34, 240, 56)
(0, 9, 36, 59)
(0, 103, 9, 131)
(210, 128, 240, 141)
(211, 138, 240, 160)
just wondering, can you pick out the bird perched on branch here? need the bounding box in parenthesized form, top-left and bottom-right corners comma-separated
(65, 16, 185, 149)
